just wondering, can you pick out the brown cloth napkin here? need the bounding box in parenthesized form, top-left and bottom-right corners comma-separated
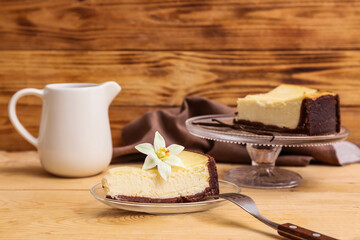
(113, 96, 360, 166)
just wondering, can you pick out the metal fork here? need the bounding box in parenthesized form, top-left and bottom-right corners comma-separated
(220, 193, 338, 240)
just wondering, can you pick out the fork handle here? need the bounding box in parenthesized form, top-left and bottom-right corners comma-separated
(277, 223, 338, 240)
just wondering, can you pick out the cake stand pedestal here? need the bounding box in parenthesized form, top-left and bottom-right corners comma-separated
(185, 115, 349, 189)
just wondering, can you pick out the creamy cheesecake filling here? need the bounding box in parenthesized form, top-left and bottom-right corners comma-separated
(235, 99, 302, 129)
(102, 151, 211, 199)
(235, 84, 333, 129)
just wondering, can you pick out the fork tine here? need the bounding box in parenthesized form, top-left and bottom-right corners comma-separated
(220, 193, 247, 200)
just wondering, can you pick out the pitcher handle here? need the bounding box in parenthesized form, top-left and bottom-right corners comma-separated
(8, 88, 44, 148)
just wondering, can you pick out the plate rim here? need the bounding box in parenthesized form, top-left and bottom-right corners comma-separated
(90, 180, 241, 208)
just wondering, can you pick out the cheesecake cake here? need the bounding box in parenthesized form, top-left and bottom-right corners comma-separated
(234, 84, 340, 135)
(102, 151, 219, 203)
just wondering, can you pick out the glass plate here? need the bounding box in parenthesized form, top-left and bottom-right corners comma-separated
(185, 114, 349, 147)
(90, 180, 240, 214)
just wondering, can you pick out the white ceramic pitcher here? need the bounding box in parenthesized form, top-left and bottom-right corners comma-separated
(8, 81, 121, 177)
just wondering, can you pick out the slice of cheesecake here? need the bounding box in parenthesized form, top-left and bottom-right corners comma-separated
(102, 151, 219, 203)
(234, 84, 340, 135)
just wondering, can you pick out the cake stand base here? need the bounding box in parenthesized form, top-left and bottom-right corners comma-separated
(224, 144, 302, 189)
(224, 166, 302, 189)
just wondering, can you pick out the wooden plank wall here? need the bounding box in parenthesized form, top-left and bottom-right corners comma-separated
(0, 0, 359, 151)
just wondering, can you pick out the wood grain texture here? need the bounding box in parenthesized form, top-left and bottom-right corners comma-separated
(1, 50, 360, 107)
(0, 151, 359, 239)
(1, 0, 360, 50)
(1, 50, 359, 150)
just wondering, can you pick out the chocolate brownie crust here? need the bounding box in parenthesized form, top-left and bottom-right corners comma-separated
(301, 94, 340, 135)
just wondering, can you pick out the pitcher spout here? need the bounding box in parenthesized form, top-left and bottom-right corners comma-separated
(101, 81, 121, 105)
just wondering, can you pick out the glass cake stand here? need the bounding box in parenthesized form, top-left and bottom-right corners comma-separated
(185, 114, 349, 189)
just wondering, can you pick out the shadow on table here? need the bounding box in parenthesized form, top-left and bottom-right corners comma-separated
(85, 208, 282, 239)
(0, 165, 104, 179)
(194, 211, 283, 239)
(0, 166, 53, 178)
(84, 208, 153, 224)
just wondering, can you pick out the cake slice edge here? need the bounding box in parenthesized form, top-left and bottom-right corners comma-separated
(104, 151, 219, 203)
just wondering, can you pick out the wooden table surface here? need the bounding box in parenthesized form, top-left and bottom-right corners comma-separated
(0, 151, 359, 240)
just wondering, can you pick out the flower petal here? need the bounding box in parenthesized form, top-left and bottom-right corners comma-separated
(135, 143, 156, 158)
(165, 155, 185, 168)
(157, 161, 171, 181)
(167, 144, 185, 156)
(154, 131, 166, 152)
(142, 155, 158, 170)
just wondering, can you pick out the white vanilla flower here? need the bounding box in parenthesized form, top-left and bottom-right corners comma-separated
(135, 131, 185, 181)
